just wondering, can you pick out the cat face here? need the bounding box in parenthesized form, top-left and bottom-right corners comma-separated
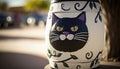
(49, 12, 89, 52)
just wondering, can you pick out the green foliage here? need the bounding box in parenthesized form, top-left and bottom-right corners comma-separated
(0, 2, 7, 11)
(24, 0, 50, 12)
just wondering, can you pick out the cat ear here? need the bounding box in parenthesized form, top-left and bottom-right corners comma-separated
(52, 13, 59, 24)
(77, 12, 86, 23)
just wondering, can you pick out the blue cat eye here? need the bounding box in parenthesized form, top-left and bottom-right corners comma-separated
(71, 26, 78, 32)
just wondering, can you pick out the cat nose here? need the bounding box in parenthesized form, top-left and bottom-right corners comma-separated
(63, 32, 69, 36)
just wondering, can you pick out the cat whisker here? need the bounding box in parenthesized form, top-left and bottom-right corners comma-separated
(50, 34, 59, 37)
(76, 32, 88, 33)
(51, 32, 58, 34)
(50, 33, 59, 43)
(74, 37, 87, 40)
(75, 32, 88, 35)
(50, 34, 59, 38)
(50, 34, 58, 36)
(75, 34, 88, 37)
(74, 38, 87, 42)
(75, 34, 88, 36)
(51, 38, 59, 43)
(50, 35, 59, 37)
(50, 33, 59, 36)
(50, 36, 59, 39)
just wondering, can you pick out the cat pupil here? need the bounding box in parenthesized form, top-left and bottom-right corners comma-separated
(56, 26, 63, 32)
(71, 26, 78, 32)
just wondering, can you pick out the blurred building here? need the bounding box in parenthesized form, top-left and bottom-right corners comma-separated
(8, 7, 27, 14)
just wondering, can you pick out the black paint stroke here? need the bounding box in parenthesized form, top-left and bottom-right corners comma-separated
(76, 65, 81, 69)
(74, 0, 99, 11)
(61, 3, 71, 11)
(53, 54, 78, 68)
(90, 51, 103, 68)
(47, 49, 62, 58)
(95, 8, 102, 23)
(85, 51, 93, 60)
(74, 0, 90, 11)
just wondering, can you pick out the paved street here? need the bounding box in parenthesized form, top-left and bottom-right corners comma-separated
(0, 26, 49, 69)
(0, 26, 120, 69)
(0, 26, 47, 58)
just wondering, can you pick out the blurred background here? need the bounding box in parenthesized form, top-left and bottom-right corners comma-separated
(0, 0, 49, 28)
(0, 0, 49, 69)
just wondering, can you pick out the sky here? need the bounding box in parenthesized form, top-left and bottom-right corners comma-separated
(0, 0, 28, 7)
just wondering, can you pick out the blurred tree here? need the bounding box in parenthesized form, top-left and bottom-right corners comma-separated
(100, 0, 120, 62)
(0, 2, 7, 11)
(24, 0, 50, 12)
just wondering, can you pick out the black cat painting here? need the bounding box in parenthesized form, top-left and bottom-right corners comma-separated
(49, 12, 89, 52)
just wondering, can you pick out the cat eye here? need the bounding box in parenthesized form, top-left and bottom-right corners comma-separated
(71, 26, 78, 32)
(56, 26, 63, 32)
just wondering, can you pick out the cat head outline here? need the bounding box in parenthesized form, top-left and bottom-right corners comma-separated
(52, 12, 86, 25)
(50, 12, 89, 52)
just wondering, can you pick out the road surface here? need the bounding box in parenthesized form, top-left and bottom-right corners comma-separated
(0, 26, 48, 69)
(0, 26, 47, 58)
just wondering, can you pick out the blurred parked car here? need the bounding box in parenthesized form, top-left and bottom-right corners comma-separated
(26, 13, 47, 26)
(0, 13, 13, 28)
